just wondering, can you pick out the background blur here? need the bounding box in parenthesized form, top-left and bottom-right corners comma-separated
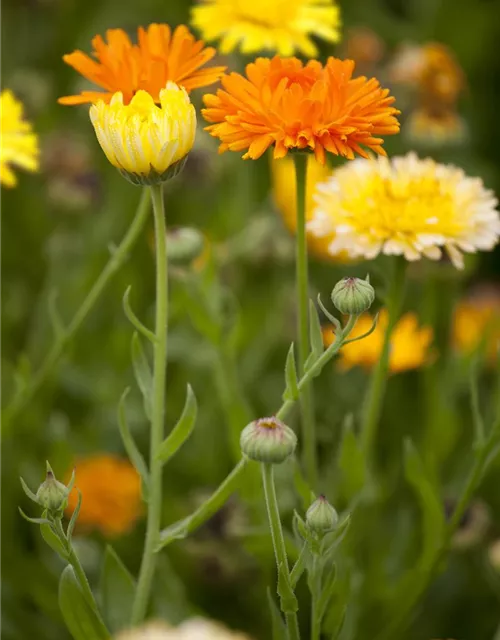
(2, 0, 500, 639)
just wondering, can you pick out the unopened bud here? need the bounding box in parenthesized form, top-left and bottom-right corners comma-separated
(240, 416, 297, 464)
(331, 277, 375, 315)
(166, 227, 205, 266)
(306, 495, 338, 534)
(35, 463, 69, 513)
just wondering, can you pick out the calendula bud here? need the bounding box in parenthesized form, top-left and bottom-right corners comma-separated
(306, 495, 338, 534)
(331, 277, 375, 315)
(167, 227, 205, 266)
(240, 417, 297, 464)
(35, 463, 69, 513)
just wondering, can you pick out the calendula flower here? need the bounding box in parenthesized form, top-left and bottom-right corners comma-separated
(272, 155, 349, 261)
(406, 108, 467, 146)
(90, 83, 196, 185)
(1, 90, 39, 187)
(323, 309, 433, 373)
(453, 289, 500, 364)
(115, 618, 251, 639)
(202, 56, 400, 163)
(65, 454, 142, 537)
(309, 153, 500, 268)
(191, 0, 340, 57)
(59, 24, 226, 106)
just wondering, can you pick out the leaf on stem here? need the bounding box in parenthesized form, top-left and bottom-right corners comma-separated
(100, 546, 136, 633)
(277, 563, 298, 613)
(40, 512, 69, 559)
(290, 541, 309, 588)
(318, 564, 338, 621)
(266, 588, 288, 640)
(19, 476, 38, 503)
(309, 300, 324, 359)
(342, 313, 378, 346)
(317, 294, 341, 332)
(123, 286, 156, 344)
(282, 344, 299, 402)
(131, 333, 153, 420)
(117, 388, 150, 496)
(66, 490, 82, 544)
(18, 507, 51, 526)
(156, 384, 198, 464)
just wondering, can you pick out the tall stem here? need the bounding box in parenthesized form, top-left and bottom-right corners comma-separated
(293, 153, 317, 490)
(261, 463, 301, 640)
(360, 258, 407, 460)
(131, 185, 168, 624)
(3, 189, 151, 433)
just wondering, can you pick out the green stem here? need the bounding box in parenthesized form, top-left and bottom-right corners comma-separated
(310, 555, 321, 640)
(261, 463, 301, 640)
(360, 258, 407, 459)
(131, 185, 168, 624)
(293, 152, 318, 490)
(3, 189, 151, 433)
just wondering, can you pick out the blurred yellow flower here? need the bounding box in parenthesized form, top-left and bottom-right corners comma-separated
(453, 290, 500, 364)
(272, 155, 349, 262)
(323, 309, 434, 373)
(1, 90, 39, 187)
(191, 0, 341, 57)
(90, 83, 196, 185)
(308, 152, 500, 268)
(406, 108, 467, 146)
(66, 454, 142, 537)
(115, 618, 251, 639)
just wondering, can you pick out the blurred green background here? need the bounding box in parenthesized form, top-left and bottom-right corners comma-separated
(2, 0, 500, 639)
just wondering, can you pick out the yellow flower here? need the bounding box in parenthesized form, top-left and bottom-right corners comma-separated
(272, 155, 349, 262)
(65, 454, 142, 537)
(89, 83, 196, 185)
(323, 309, 433, 373)
(453, 289, 500, 364)
(115, 618, 252, 639)
(1, 89, 39, 187)
(308, 152, 500, 269)
(406, 107, 467, 147)
(191, 0, 341, 57)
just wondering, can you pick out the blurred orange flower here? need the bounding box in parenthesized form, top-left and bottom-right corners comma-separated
(59, 24, 226, 106)
(323, 310, 434, 373)
(202, 55, 400, 163)
(453, 290, 500, 365)
(66, 454, 142, 536)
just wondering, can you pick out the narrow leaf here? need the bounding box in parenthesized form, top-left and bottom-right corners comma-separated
(277, 563, 298, 613)
(156, 384, 198, 463)
(41, 514, 69, 559)
(117, 388, 149, 494)
(66, 490, 82, 544)
(123, 286, 156, 344)
(318, 564, 338, 621)
(58, 566, 110, 640)
(131, 333, 152, 420)
(309, 300, 324, 358)
(100, 546, 136, 633)
(290, 541, 309, 588)
(282, 344, 299, 402)
(266, 588, 288, 640)
(20, 476, 38, 503)
(18, 507, 51, 526)
(317, 294, 341, 331)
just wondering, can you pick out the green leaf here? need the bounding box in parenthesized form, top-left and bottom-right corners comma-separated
(282, 343, 299, 402)
(404, 440, 445, 565)
(58, 566, 110, 640)
(292, 510, 309, 543)
(156, 384, 197, 463)
(67, 490, 82, 544)
(309, 300, 324, 359)
(131, 332, 153, 420)
(277, 563, 298, 613)
(290, 541, 309, 588)
(338, 418, 365, 502)
(117, 387, 149, 495)
(123, 286, 156, 344)
(40, 515, 68, 559)
(100, 546, 136, 633)
(266, 588, 288, 640)
(18, 507, 51, 526)
(318, 564, 338, 621)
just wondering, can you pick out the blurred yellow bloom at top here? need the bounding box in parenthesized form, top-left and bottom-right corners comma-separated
(309, 152, 500, 269)
(323, 309, 434, 373)
(90, 83, 196, 185)
(191, 0, 341, 57)
(453, 290, 500, 365)
(272, 155, 349, 262)
(1, 90, 39, 188)
(66, 454, 142, 537)
(116, 618, 252, 639)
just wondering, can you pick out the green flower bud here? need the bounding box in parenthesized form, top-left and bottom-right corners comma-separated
(331, 277, 375, 315)
(306, 495, 338, 534)
(166, 227, 205, 266)
(240, 417, 297, 464)
(35, 463, 69, 513)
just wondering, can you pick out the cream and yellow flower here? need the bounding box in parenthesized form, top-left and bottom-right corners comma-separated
(89, 83, 196, 185)
(323, 309, 434, 373)
(308, 152, 500, 268)
(115, 618, 252, 639)
(1, 89, 39, 187)
(191, 0, 341, 57)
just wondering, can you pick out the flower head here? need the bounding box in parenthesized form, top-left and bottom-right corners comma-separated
(240, 416, 297, 463)
(115, 618, 251, 639)
(453, 288, 500, 365)
(191, 0, 341, 58)
(309, 153, 500, 268)
(90, 83, 196, 185)
(323, 309, 433, 373)
(65, 455, 142, 537)
(1, 90, 39, 187)
(202, 56, 400, 163)
(59, 24, 226, 106)
(331, 276, 375, 315)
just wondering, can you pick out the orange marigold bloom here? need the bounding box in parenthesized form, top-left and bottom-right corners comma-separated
(202, 56, 400, 163)
(65, 454, 142, 537)
(59, 24, 226, 106)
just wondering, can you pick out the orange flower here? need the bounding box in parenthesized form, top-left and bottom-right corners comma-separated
(59, 24, 226, 106)
(202, 56, 400, 163)
(65, 454, 142, 536)
(453, 289, 500, 365)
